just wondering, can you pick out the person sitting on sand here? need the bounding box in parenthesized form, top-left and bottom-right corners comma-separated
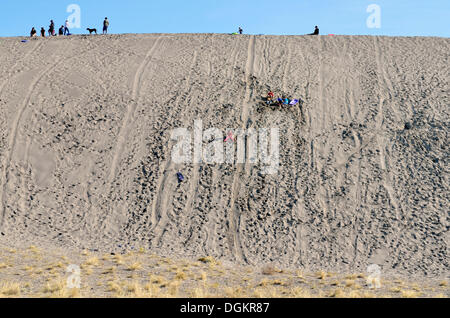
(266, 91, 274, 104)
(30, 27, 37, 37)
(276, 97, 284, 107)
(283, 97, 290, 105)
(308, 26, 319, 35)
(40, 27, 46, 37)
(59, 26, 64, 36)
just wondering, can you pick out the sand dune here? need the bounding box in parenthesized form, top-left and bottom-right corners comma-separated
(0, 34, 448, 277)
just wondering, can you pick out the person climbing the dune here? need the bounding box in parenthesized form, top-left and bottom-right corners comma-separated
(103, 17, 109, 34)
(308, 26, 319, 35)
(30, 27, 37, 37)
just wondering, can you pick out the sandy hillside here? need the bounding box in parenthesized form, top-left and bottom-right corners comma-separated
(0, 34, 448, 277)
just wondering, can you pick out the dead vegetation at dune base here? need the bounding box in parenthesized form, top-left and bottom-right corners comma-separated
(0, 246, 448, 298)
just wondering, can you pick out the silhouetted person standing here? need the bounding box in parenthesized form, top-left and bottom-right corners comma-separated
(239, 27, 243, 34)
(40, 27, 46, 37)
(103, 17, 109, 34)
(308, 26, 319, 35)
(49, 20, 55, 36)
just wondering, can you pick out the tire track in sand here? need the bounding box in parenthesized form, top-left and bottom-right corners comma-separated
(227, 35, 256, 263)
(374, 37, 401, 221)
(373, 36, 407, 267)
(227, 37, 240, 81)
(0, 43, 96, 229)
(108, 36, 162, 184)
(0, 41, 44, 224)
(0, 41, 44, 95)
(150, 51, 199, 248)
(178, 36, 221, 252)
(204, 36, 243, 255)
(312, 35, 332, 254)
(292, 37, 309, 266)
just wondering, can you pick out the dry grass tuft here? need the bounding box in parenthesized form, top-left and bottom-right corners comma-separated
(113, 254, 124, 265)
(127, 262, 142, 271)
(262, 264, 281, 276)
(175, 271, 187, 280)
(198, 256, 217, 265)
(401, 290, 422, 298)
(328, 288, 345, 298)
(0, 282, 21, 296)
(316, 271, 328, 280)
(84, 257, 100, 267)
(107, 281, 122, 294)
(43, 280, 63, 292)
(125, 281, 144, 296)
(191, 286, 209, 298)
(288, 287, 312, 298)
(102, 267, 116, 275)
(390, 286, 402, 293)
(345, 280, 356, 288)
(225, 286, 246, 298)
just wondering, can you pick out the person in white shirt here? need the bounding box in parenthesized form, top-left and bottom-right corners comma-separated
(64, 20, 70, 35)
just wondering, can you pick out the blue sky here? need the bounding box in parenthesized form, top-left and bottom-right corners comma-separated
(1, 0, 449, 37)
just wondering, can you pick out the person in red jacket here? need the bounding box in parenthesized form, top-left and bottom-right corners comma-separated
(266, 91, 275, 104)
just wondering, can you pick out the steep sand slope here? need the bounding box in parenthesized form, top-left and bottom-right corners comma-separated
(0, 34, 448, 276)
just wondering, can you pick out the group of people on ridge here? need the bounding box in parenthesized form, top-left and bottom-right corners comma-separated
(30, 20, 70, 37)
(30, 18, 109, 37)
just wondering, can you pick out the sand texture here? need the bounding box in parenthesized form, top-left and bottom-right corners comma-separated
(0, 34, 448, 277)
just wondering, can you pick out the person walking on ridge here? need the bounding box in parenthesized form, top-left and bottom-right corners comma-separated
(103, 17, 109, 34)
(64, 20, 70, 35)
